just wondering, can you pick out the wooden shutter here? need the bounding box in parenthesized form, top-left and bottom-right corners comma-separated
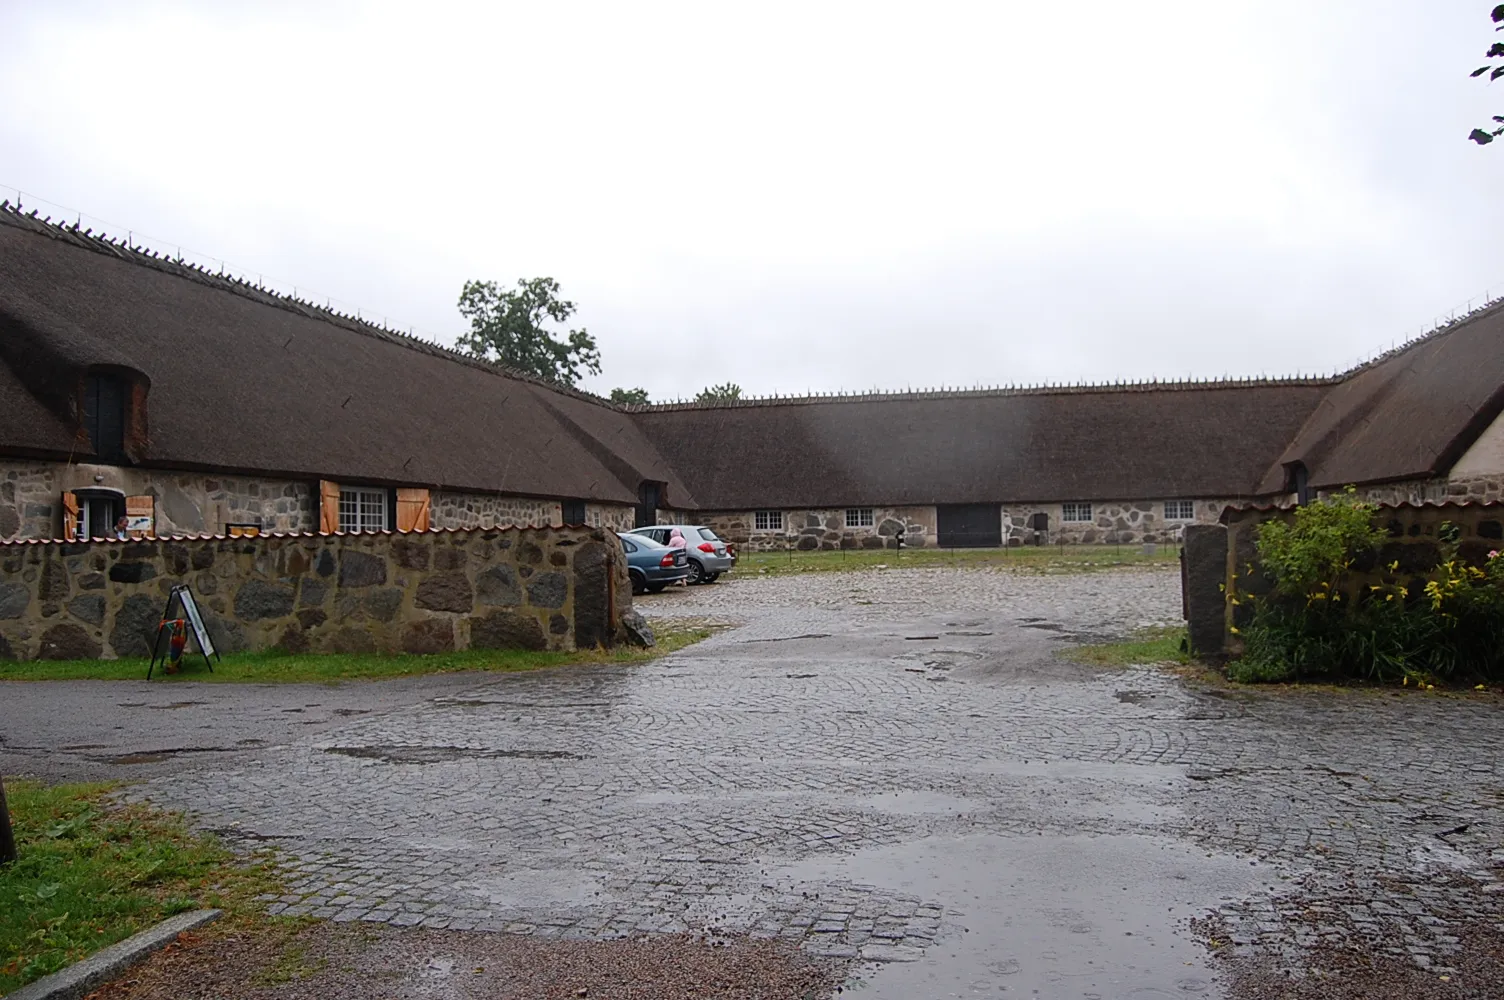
(319, 480, 341, 534)
(395, 488, 431, 532)
(124, 495, 155, 538)
(61, 491, 80, 541)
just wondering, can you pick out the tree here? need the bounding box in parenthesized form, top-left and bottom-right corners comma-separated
(696, 382, 743, 403)
(610, 387, 650, 405)
(1469, 4, 1504, 144)
(456, 277, 601, 386)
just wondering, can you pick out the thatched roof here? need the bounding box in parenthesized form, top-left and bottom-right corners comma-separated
(5, 199, 1503, 515)
(633, 382, 1331, 508)
(0, 206, 692, 507)
(1256, 301, 1504, 493)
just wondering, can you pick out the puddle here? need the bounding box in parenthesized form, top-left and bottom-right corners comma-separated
(98, 746, 241, 765)
(324, 745, 587, 764)
(1116, 689, 1157, 705)
(463, 869, 606, 907)
(772, 833, 1270, 998)
(856, 791, 983, 816)
(742, 633, 833, 643)
(146, 701, 209, 710)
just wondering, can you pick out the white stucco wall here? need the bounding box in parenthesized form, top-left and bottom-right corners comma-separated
(1451, 410, 1504, 477)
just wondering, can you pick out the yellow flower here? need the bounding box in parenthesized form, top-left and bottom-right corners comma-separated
(1369, 585, 1382, 592)
(1229, 597, 1240, 606)
(1229, 626, 1241, 635)
(1389, 560, 1400, 572)
(1476, 684, 1487, 691)
(1403, 676, 1408, 686)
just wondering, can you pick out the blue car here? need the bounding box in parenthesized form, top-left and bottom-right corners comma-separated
(617, 532, 690, 594)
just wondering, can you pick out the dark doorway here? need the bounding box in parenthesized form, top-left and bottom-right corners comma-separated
(635, 482, 662, 528)
(937, 503, 1003, 548)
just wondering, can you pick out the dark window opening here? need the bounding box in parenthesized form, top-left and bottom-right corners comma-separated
(75, 489, 125, 540)
(1286, 462, 1311, 506)
(636, 482, 662, 528)
(82, 373, 128, 464)
(562, 499, 587, 525)
(1028, 512, 1049, 532)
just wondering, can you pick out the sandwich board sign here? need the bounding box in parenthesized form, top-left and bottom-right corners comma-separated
(147, 584, 219, 679)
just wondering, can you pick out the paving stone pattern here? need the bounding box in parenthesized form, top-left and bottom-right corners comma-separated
(126, 565, 1504, 977)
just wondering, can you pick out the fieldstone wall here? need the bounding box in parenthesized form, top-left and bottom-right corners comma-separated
(432, 492, 560, 530)
(688, 507, 937, 552)
(1002, 498, 1229, 546)
(0, 458, 635, 542)
(0, 526, 632, 661)
(585, 504, 636, 532)
(0, 459, 316, 540)
(1220, 501, 1504, 650)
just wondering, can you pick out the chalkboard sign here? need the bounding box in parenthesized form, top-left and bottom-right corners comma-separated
(147, 584, 219, 679)
(175, 586, 215, 660)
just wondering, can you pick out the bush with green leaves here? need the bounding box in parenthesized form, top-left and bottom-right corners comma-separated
(1229, 490, 1504, 685)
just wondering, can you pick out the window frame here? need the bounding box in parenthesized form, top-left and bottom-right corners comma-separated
(753, 510, 784, 532)
(338, 487, 390, 533)
(844, 508, 875, 529)
(1061, 502, 1093, 523)
(1163, 499, 1195, 521)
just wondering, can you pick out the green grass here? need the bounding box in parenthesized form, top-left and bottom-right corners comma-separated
(737, 543, 1181, 576)
(1064, 626, 1194, 668)
(0, 780, 283, 994)
(0, 627, 714, 684)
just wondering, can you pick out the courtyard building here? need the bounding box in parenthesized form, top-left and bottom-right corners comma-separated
(3, 200, 1504, 549)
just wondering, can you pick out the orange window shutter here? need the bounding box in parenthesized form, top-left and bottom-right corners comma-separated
(62, 491, 80, 541)
(124, 495, 155, 538)
(395, 488, 431, 532)
(319, 480, 341, 534)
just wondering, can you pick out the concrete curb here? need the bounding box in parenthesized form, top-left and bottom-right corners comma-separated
(6, 909, 221, 1000)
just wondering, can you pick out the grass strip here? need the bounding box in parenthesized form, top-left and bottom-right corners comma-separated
(0, 626, 713, 684)
(0, 780, 284, 995)
(1063, 626, 1193, 668)
(737, 544, 1181, 576)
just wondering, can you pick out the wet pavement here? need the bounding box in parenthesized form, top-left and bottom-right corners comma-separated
(5, 564, 1504, 998)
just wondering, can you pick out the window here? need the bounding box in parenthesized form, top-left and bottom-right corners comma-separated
(82, 373, 128, 464)
(754, 510, 784, 531)
(1164, 500, 1195, 521)
(620, 537, 638, 553)
(697, 528, 721, 542)
(339, 488, 388, 533)
(845, 508, 874, 528)
(562, 499, 586, 525)
(1061, 502, 1093, 523)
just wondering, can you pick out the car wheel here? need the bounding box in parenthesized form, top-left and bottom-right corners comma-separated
(629, 571, 646, 595)
(686, 559, 705, 584)
(703, 573, 720, 583)
(646, 582, 667, 593)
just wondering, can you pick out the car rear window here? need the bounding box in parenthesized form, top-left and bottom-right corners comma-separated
(698, 528, 721, 541)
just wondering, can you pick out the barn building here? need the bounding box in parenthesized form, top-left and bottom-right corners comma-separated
(3, 202, 1503, 550)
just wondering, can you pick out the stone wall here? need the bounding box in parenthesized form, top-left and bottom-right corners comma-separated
(1219, 501, 1504, 651)
(1002, 498, 1228, 546)
(431, 492, 560, 530)
(0, 526, 632, 661)
(0, 459, 315, 540)
(0, 458, 636, 542)
(687, 507, 937, 552)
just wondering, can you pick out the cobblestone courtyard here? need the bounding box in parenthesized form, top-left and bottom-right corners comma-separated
(6, 564, 1504, 997)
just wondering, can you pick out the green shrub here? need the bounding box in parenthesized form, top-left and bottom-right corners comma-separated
(1229, 490, 1504, 685)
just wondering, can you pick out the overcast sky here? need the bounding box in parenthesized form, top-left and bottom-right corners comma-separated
(3, 2, 1501, 401)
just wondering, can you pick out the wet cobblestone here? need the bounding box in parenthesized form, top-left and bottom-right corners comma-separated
(115, 565, 1504, 980)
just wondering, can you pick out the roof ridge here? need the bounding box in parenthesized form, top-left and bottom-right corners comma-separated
(0, 201, 623, 411)
(625, 376, 1339, 411)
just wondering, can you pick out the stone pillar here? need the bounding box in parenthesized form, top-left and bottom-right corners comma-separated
(1182, 523, 1228, 658)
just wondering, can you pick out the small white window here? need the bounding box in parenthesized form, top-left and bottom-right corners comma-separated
(845, 508, 874, 528)
(1061, 502, 1093, 523)
(1164, 500, 1195, 521)
(754, 510, 784, 531)
(339, 488, 388, 532)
